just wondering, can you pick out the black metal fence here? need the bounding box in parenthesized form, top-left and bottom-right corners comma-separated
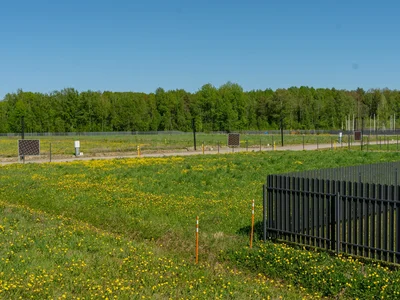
(263, 162, 400, 264)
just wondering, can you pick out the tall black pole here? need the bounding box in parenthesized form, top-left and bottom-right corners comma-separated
(361, 117, 364, 151)
(21, 116, 25, 163)
(192, 118, 197, 151)
(280, 117, 284, 147)
(21, 116, 25, 140)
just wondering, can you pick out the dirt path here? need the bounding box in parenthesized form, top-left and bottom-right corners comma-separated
(0, 141, 366, 165)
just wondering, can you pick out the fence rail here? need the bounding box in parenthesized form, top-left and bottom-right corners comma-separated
(263, 165, 400, 264)
(3, 129, 400, 137)
(282, 161, 400, 187)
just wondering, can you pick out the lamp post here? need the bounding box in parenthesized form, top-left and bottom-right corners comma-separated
(21, 116, 25, 140)
(280, 98, 284, 147)
(280, 117, 284, 147)
(192, 118, 197, 151)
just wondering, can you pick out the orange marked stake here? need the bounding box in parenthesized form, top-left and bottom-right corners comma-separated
(250, 200, 255, 249)
(195, 216, 199, 264)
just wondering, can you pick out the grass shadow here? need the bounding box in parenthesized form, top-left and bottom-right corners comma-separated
(237, 221, 263, 240)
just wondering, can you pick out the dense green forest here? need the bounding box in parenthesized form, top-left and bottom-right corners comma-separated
(0, 83, 399, 133)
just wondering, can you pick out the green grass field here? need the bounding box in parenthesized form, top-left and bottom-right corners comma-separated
(2, 150, 400, 298)
(0, 133, 347, 158)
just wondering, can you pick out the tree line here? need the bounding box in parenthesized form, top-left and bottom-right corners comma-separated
(0, 83, 399, 133)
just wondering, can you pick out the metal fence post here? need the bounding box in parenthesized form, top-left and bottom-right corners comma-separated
(361, 136, 363, 151)
(396, 170, 400, 263)
(348, 134, 350, 150)
(336, 191, 340, 254)
(263, 183, 267, 241)
(330, 181, 336, 252)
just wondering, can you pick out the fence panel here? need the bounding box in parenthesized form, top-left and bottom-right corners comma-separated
(264, 170, 400, 264)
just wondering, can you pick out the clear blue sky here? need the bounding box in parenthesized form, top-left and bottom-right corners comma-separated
(0, 0, 399, 98)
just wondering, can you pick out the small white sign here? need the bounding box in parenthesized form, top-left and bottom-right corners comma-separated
(74, 140, 80, 148)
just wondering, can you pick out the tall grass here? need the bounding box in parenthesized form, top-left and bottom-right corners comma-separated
(1, 150, 400, 298)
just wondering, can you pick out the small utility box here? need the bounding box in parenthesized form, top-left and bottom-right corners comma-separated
(354, 131, 362, 141)
(74, 141, 80, 156)
(228, 133, 240, 148)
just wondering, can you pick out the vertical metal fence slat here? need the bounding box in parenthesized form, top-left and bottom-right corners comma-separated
(341, 180, 346, 254)
(329, 180, 336, 251)
(312, 178, 316, 247)
(267, 177, 271, 238)
(301, 177, 306, 245)
(289, 176, 294, 243)
(272, 175, 277, 239)
(316, 178, 321, 248)
(365, 183, 370, 259)
(390, 185, 395, 263)
(372, 184, 376, 259)
(284, 176, 290, 241)
(263, 183, 267, 241)
(280, 176, 284, 238)
(377, 184, 382, 260)
(296, 177, 301, 244)
(286, 176, 291, 242)
(383, 185, 388, 262)
(279, 175, 284, 238)
(282, 176, 286, 240)
(326, 179, 330, 250)
(360, 181, 364, 257)
(271, 175, 276, 239)
(397, 185, 400, 264)
(276, 176, 281, 238)
(305, 178, 310, 246)
(292, 176, 297, 243)
(353, 181, 358, 256)
(270, 175, 275, 239)
(320, 179, 325, 249)
(268, 176, 274, 239)
(347, 181, 352, 255)
(336, 184, 340, 254)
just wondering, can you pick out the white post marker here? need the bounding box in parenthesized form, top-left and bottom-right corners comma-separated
(74, 140, 80, 156)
